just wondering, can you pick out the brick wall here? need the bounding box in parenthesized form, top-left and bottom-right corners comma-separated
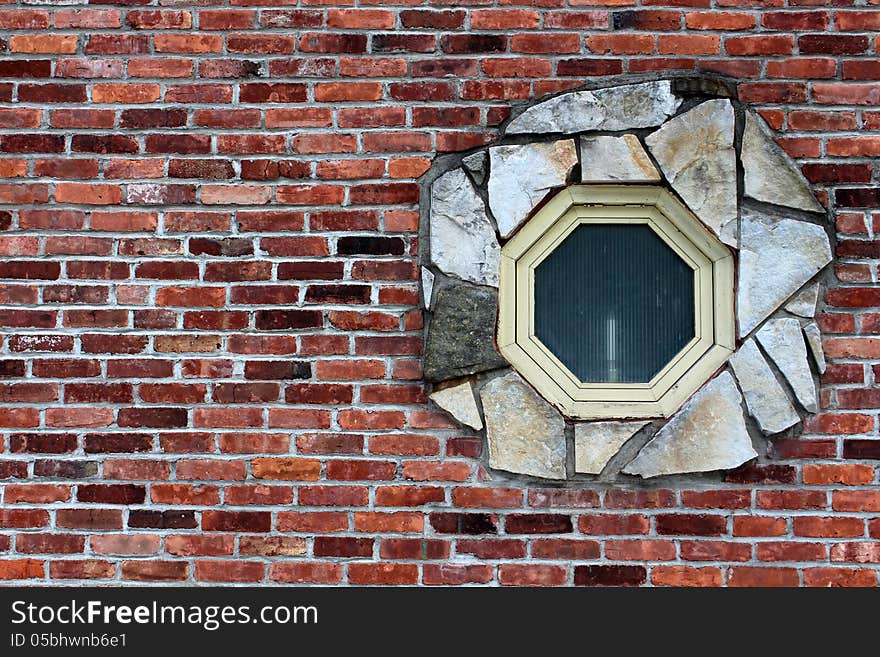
(0, 2, 878, 586)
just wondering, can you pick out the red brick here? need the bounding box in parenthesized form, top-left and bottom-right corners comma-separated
(349, 563, 418, 585)
(500, 564, 567, 586)
(652, 566, 723, 587)
(728, 566, 799, 587)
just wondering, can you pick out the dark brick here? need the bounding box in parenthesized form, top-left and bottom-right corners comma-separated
(505, 514, 573, 534)
(129, 510, 198, 529)
(33, 460, 98, 479)
(844, 440, 880, 459)
(656, 514, 728, 536)
(255, 310, 323, 330)
(245, 360, 311, 380)
(575, 565, 647, 587)
(429, 512, 498, 535)
(337, 236, 405, 256)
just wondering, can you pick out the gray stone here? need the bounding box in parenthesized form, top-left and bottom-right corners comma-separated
(756, 318, 818, 413)
(645, 99, 737, 246)
(785, 283, 819, 318)
(580, 135, 661, 183)
(623, 372, 757, 478)
(574, 421, 648, 475)
(421, 267, 435, 309)
(488, 140, 578, 238)
(423, 280, 508, 383)
(738, 207, 832, 336)
(742, 111, 824, 214)
(803, 321, 827, 375)
(729, 339, 800, 435)
(429, 168, 500, 287)
(481, 371, 566, 479)
(430, 380, 483, 430)
(506, 80, 681, 135)
(462, 151, 487, 186)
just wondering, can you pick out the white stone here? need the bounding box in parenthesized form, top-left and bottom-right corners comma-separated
(623, 372, 757, 478)
(574, 421, 648, 475)
(421, 267, 435, 309)
(506, 80, 681, 135)
(429, 168, 501, 287)
(480, 371, 566, 479)
(488, 140, 578, 238)
(729, 339, 800, 435)
(803, 321, 827, 375)
(462, 151, 487, 186)
(580, 135, 661, 183)
(738, 207, 832, 336)
(756, 318, 818, 413)
(645, 99, 738, 247)
(430, 380, 483, 430)
(742, 111, 824, 214)
(785, 283, 819, 318)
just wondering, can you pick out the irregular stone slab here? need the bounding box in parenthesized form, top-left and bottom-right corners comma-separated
(623, 372, 757, 478)
(784, 283, 819, 318)
(575, 421, 648, 475)
(729, 338, 800, 435)
(488, 140, 577, 238)
(429, 168, 500, 287)
(742, 111, 824, 214)
(738, 207, 832, 336)
(756, 318, 818, 413)
(462, 150, 487, 186)
(506, 80, 681, 135)
(803, 321, 827, 374)
(430, 380, 483, 430)
(645, 99, 737, 246)
(580, 135, 661, 183)
(421, 267, 435, 309)
(423, 280, 508, 383)
(481, 371, 566, 479)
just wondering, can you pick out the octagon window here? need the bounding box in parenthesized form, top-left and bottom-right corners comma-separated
(498, 185, 735, 420)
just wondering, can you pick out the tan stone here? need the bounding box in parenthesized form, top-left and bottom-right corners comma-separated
(580, 135, 660, 183)
(480, 371, 566, 479)
(623, 372, 757, 478)
(430, 380, 483, 430)
(574, 421, 648, 475)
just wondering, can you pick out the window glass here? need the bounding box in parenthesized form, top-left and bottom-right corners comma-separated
(534, 224, 695, 383)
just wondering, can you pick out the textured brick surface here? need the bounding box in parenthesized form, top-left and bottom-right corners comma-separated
(0, 3, 878, 586)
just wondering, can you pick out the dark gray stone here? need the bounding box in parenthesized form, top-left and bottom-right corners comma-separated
(424, 280, 508, 382)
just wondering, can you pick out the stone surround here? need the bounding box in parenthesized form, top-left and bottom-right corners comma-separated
(421, 77, 833, 482)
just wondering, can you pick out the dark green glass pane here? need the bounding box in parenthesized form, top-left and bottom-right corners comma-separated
(534, 223, 695, 383)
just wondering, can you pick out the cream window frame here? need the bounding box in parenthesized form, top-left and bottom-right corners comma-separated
(497, 185, 735, 420)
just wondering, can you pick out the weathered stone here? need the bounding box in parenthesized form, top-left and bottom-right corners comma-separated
(506, 80, 681, 135)
(729, 338, 800, 435)
(421, 267, 435, 309)
(645, 99, 737, 246)
(429, 168, 500, 287)
(742, 111, 824, 214)
(430, 380, 483, 430)
(423, 280, 508, 382)
(488, 140, 578, 238)
(755, 318, 818, 413)
(784, 283, 819, 318)
(480, 371, 566, 479)
(580, 135, 660, 183)
(574, 421, 648, 475)
(738, 207, 831, 336)
(623, 372, 757, 478)
(803, 321, 827, 375)
(462, 150, 487, 186)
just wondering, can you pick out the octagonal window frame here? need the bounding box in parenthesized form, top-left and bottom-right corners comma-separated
(498, 184, 736, 420)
